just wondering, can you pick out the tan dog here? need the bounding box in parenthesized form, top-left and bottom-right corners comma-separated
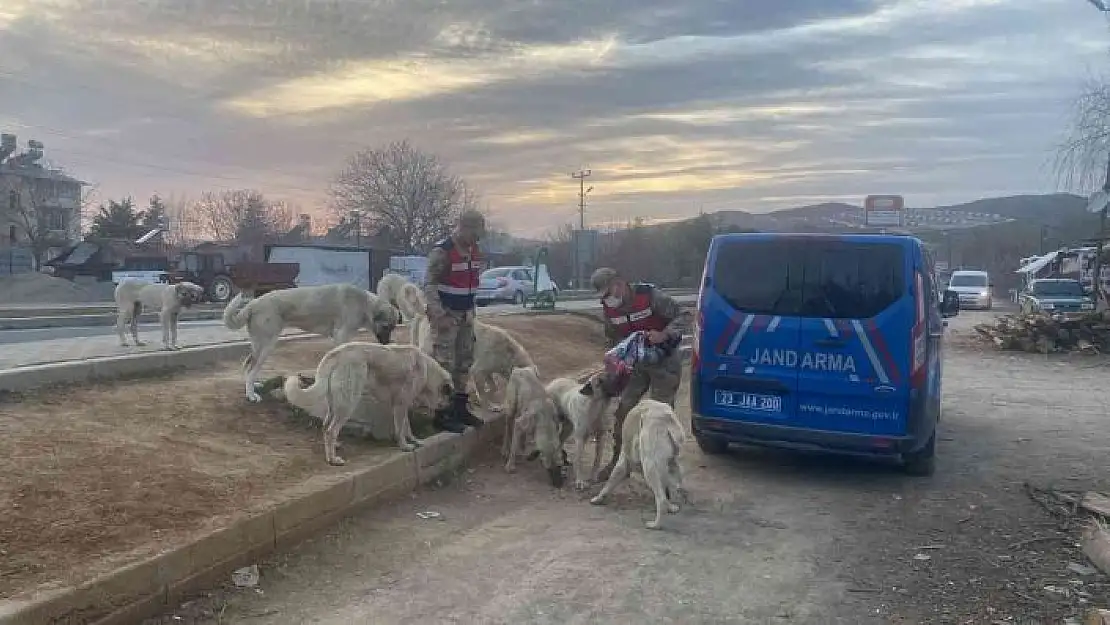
(502, 366, 566, 486)
(590, 399, 687, 530)
(114, 279, 205, 350)
(546, 374, 614, 491)
(378, 273, 426, 321)
(469, 322, 537, 409)
(283, 342, 453, 464)
(223, 284, 401, 403)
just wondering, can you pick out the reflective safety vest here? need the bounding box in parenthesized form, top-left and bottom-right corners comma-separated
(602, 284, 668, 339)
(435, 237, 481, 311)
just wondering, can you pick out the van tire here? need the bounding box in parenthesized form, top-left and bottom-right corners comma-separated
(695, 433, 729, 456)
(902, 433, 936, 477)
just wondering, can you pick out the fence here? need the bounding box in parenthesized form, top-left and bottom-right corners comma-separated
(0, 245, 33, 275)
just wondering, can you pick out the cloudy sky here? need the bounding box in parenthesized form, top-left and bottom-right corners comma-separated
(2, 0, 1109, 237)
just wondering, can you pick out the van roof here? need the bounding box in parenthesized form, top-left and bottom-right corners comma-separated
(712, 232, 923, 246)
(951, 269, 988, 276)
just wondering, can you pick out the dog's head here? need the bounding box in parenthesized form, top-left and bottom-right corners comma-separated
(528, 398, 568, 488)
(578, 371, 621, 400)
(175, 282, 205, 307)
(371, 305, 401, 345)
(414, 351, 454, 411)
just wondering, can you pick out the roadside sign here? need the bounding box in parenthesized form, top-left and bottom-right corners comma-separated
(864, 194, 905, 227)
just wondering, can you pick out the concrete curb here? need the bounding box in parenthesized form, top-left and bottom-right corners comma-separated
(0, 311, 225, 331)
(0, 334, 312, 394)
(0, 415, 503, 625)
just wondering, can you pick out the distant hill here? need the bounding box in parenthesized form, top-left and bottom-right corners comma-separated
(705, 193, 1091, 234)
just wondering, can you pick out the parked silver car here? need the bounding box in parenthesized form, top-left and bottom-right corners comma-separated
(475, 266, 556, 305)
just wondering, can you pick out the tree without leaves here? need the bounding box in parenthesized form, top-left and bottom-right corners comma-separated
(195, 189, 292, 244)
(1056, 76, 1110, 191)
(330, 140, 479, 253)
(0, 174, 79, 269)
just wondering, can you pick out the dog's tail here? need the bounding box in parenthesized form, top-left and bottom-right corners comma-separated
(284, 344, 369, 426)
(222, 292, 252, 331)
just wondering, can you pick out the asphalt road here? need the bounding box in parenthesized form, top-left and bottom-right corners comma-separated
(0, 297, 697, 346)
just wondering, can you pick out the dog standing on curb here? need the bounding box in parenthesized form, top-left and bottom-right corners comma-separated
(590, 399, 687, 530)
(502, 366, 566, 486)
(223, 284, 401, 402)
(114, 278, 205, 350)
(282, 342, 454, 464)
(546, 374, 614, 490)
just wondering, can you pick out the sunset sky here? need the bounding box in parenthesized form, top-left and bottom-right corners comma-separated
(2, 0, 1109, 236)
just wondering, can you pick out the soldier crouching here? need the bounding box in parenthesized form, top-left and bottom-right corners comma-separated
(591, 267, 685, 482)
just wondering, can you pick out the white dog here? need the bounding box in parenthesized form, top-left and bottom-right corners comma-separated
(590, 399, 687, 530)
(283, 342, 454, 464)
(546, 374, 614, 491)
(416, 319, 535, 409)
(223, 284, 401, 402)
(469, 322, 537, 409)
(377, 273, 426, 325)
(502, 366, 567, 486)
(114, 279, 205, 350)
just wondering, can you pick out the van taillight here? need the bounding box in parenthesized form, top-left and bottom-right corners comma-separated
(911, 270, 926, 387)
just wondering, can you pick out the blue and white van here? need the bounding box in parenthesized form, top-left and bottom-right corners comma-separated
(689, 233, 960, 475)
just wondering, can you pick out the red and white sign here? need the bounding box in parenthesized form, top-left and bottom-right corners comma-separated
(864, 194, 905, 227)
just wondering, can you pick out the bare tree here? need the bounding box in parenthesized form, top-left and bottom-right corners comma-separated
(194, 189, 292, 244)
(1057, 76, 1110, 190)
(0, 174, 75, 269)
(330, 140, 479, 252)
(161, 193, 207, 248)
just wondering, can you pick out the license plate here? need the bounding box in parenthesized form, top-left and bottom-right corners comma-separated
(714, 390, 781, 413)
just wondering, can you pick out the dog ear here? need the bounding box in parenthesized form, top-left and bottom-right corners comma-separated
(441, 382, 453, 397)
(579, 382, 594, 396)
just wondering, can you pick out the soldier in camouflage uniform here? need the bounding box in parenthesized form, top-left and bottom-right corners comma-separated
(424, 210, 487, 434)
(591, 267, 685, 481)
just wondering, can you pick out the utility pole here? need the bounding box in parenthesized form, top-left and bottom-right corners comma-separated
(570, 169, 592, 289)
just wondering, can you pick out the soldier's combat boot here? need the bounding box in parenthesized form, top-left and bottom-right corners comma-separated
(433, 405, 465, 434)
(453, 392, 484, 428)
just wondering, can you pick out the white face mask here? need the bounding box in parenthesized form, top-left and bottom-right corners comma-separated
(603, 295, 622, 308)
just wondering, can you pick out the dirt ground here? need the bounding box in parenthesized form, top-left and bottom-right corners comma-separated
(0, 314, 606, 600)
(143, 310, 1110, 625)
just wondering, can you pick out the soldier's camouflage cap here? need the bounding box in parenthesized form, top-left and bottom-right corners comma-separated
(458, 210, 486, 235)
(590, 267, 619, 293)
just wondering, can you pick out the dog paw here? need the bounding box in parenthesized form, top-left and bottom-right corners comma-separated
(327, 456, 347, 466)
(246, 392, 263, 403)
(399, 443, 417, 452)
(645, 520, 662, 530)
(589, 495, 606, 506)
(504, 462, 516, 473)
(667, 503, 680, 514)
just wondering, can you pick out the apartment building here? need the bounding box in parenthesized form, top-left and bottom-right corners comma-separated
(0, 133, 86, 270)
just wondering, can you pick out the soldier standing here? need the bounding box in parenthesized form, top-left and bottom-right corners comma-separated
(591, 267, 685, 481)
(424, 210, 487, 434)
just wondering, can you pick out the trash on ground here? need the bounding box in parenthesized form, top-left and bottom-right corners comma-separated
(231, 564, 260, 588)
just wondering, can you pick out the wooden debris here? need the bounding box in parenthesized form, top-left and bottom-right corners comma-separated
(974, 312, 1110, 354)
(1083, 524, 1110, 577)
(1082, 492, 1110, 518)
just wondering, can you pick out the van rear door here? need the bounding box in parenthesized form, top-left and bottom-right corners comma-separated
(696, 235, 802, 425)
(793, 237, 913, 436)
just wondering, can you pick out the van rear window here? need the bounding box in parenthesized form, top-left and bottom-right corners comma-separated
(713, 239, 906, 319)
